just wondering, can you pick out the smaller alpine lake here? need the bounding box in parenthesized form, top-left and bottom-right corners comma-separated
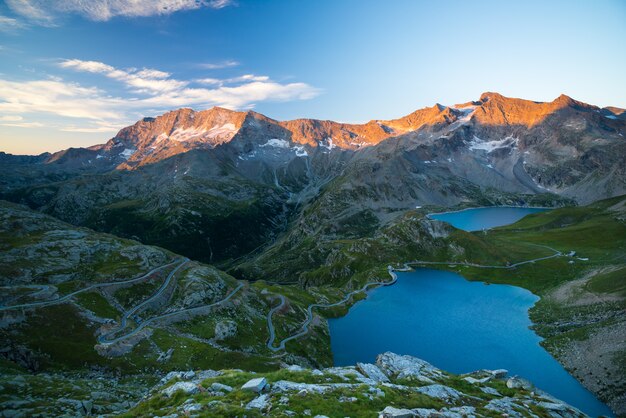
(329, 206, 613, 417)
(428, 206, 548, 231)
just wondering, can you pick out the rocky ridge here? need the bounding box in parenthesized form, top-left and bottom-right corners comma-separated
(120, 351, 586, 417)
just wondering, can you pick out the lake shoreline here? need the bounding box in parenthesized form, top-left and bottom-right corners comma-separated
(426, 205, 554, 218)
(330, 266, 613, 417)
(326, 206, 613, 416)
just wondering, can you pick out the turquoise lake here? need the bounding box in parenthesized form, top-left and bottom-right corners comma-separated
(429, 206, 548, 231)
(329, 207, 613, 417)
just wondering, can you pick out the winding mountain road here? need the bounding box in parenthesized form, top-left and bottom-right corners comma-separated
(1, 253, 246, 345)
(404, 244, 562, 270)
(97, 258, 189, 343)
(266, 266, 398, 351)
(3, 241, 565, 350)
(266, 245, 565, 351)
(98, 281, 244, 345)
(0, 259, 183, 312)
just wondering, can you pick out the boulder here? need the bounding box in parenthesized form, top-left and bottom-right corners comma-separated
(376, 352, 441, 382)
(246, 394, 269, 410)
(162, 381, 199, 397)
(196, 370, 221, 380)
(214, 320, 237, 340)
(379, 406, 415, 417)
(210, 382, 233, 392)
(484, 397, 526, 417)
(535, 400, 582, 417)
(415, 384, 462, 401)
(81, 400, 93, 415)
(159, 371, 183, 384)
(182, 402, 202, 413)
(357, 362, 390, 383)
(506, 376, 533, 390)
(463, 376, 490, 384)
(271, 380, 328, 394)
(480, 386, 501, 396)
(324, 366, 367, 382)
(489, 369, 508, 378)
(444, 406, 477, 416)
(411, 408, 439, 417)
(241, 377, 267, 393)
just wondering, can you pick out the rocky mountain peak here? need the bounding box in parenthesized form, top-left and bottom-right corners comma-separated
(479, 91, 504, 103)
(31, 92, 624, 173)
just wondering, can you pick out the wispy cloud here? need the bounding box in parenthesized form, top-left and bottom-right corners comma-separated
(0, 14, 27, 31)
(5, 0, 233, 24)
(196, 74, 270, 86)
(0, 115, 44, 128)
(60, 59, 187, 93)
(60, 121, 127, 133)
(198, 60, 240, 70)
(0, 78, 124, 120)
(0, 59, 320, 133)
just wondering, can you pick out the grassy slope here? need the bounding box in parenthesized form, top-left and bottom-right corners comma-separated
(124, 363, 564, 418)
(2, 194, 624, 411)
(423, 196, 626, 412)
(0, 200, 322, 375)
(235, 195, 625, 412)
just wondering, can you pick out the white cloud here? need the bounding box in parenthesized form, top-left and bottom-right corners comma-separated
(195, 74, 270, 87)
(0, 115, 44, 128)
(136, 69, 170, 79)
(0, 14, 27, 31)
(0, 121, 44, 128)
(198, 60, 240, 70)
(0, 58, 320, 134)
(60, 122, 125, 133)
(59, 59, 114, 73)
(195, 77, 222, 85)
(229, 74, 270, 83)
(6, 0, 233, 23)
(0, 78, 125, 120)
(0, 115, 24, 122)
(60, 59, 187, 93)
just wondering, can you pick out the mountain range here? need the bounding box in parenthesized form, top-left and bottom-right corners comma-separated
(1, 92, 626, 415)
(1, 92, 624, 268)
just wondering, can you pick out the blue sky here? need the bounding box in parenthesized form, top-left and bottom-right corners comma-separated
(1, 0, 625, 154)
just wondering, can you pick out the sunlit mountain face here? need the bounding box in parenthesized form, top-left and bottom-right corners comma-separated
(0, 1, 625, 417)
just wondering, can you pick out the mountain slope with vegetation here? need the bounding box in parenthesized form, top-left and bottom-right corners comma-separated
(1, 92, 625, 416)
(1, 93, 624, 267)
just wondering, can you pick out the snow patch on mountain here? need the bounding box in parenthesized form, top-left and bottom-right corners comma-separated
(294, 146, 308, 157)
(207, 123, 237, 138)
(259, 138, 308, 157)
(260, 138, 291, 149)
(446, 106, 477, 131)
(469, 136, 518, 152)
(456, 106, 476, 124)
(120, 148, 136, 159)
(169, 123, 238, 143)
(169, 127, 207, 142)
(319, 137, 337, 151)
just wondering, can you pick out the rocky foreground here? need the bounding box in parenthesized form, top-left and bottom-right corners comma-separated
(130, 352, 587, 417)
(2, 352, 585, 417)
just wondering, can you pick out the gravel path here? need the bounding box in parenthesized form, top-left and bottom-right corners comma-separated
(0, 259, 182, 312)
